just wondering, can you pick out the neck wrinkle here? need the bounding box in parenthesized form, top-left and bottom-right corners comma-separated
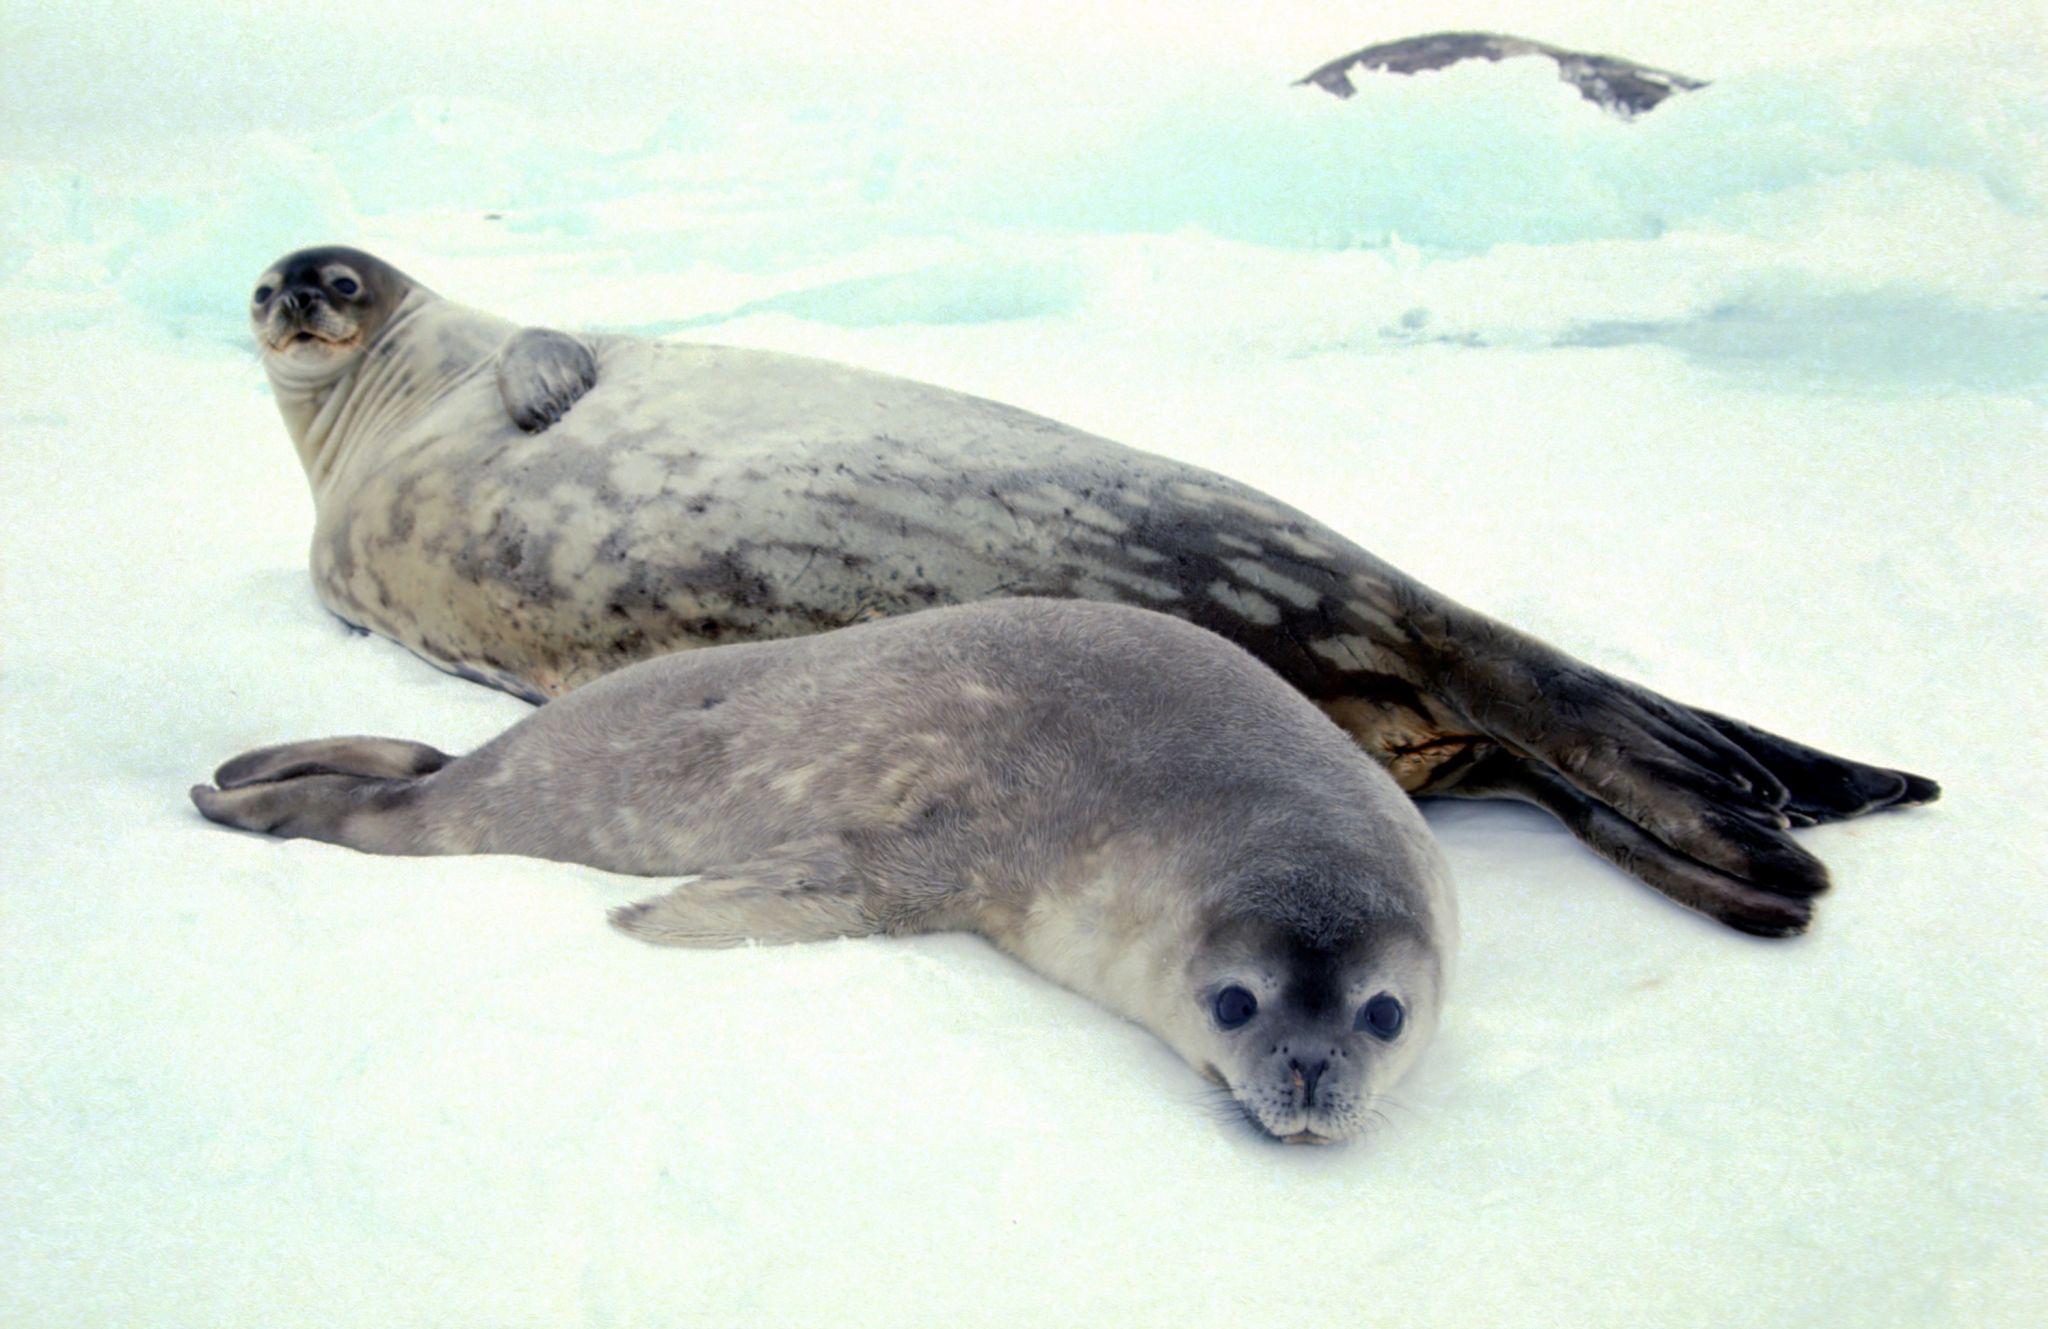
(297, 364, 358, 492)
(266, 290, 474, 501)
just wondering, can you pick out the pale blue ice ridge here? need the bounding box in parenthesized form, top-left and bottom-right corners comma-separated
(6, 54, 2043, 395)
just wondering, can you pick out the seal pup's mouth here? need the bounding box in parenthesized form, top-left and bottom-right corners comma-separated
(1219, 1084, 1356, 1145)
(1276, 1129, 1338, 1146)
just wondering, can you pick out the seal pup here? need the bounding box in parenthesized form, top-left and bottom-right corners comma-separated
(192, 600, 1454, 1145)
(247, 245, 1935, 938)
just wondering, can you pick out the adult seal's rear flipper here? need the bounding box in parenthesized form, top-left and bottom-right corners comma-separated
(247, 244, 1938, 941)
(497, 327, 597, 433)
(1415, 612, 1938, 931)
(1447, 750, 1821, 938)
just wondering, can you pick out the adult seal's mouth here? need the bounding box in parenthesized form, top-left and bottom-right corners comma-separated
(242, 242, 1940, 941)
(263, 312, 360, 355)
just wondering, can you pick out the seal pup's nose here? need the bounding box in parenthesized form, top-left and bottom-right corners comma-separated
(1290, 1057, 1329, 1103)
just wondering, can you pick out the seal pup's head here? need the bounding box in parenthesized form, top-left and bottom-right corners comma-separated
(250, 245, 420, 380)
(1177, 850, 1451, 1145)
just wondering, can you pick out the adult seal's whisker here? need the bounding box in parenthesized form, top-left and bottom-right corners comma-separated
(242, 244, 1936, 937)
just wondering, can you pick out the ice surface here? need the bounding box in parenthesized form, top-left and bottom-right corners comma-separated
(3, 6, 2043, 1326)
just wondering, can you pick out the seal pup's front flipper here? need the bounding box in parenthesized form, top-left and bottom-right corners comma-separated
(496, 327, 597, 433)
(609, 844, 881, 947)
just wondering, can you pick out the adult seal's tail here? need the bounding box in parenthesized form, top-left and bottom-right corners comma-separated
(244, 245, 1937, 938)
(194, 601, 1457, 1145)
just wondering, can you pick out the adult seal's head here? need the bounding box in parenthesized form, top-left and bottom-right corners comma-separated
(249, 246, 454, 492)
(250, 245, 422, 385)
(242, 244, 1937, 941)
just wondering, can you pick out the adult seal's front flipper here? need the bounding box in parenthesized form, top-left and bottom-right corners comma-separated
(246, 244, 1938, 941)
(497, 327, 597, 433)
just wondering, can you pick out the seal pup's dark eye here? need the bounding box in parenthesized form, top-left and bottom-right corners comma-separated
(253, 285, 274, 304)
(1357, 993, 1404, 1040)
(331, 276, 360, 297)
(1213, 985, 1258, 1029)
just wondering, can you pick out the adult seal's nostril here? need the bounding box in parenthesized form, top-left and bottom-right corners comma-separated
(243, 243, 1938, 937)
(1293, 1058, 1330, 1102)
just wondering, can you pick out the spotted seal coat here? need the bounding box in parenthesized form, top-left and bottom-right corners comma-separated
(193, 599, 1454, 1144)
(246, 245, 1937, 938)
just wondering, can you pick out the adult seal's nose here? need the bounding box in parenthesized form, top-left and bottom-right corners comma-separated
(279, 287, 315, 317)
(1292, 1058, 1330, 1103)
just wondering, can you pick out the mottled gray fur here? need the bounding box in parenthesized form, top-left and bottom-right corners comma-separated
(245, 245, 1936, 938)
(497, 327, 597, 433)
(195, 600, 1453, 1143)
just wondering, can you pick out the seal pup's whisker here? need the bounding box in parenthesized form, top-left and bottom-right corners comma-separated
(192, 599, 1453, 1143)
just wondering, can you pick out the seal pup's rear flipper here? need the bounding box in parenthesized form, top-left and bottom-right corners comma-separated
(211, 736, 451, 789)
(190, 768, 434, 855)
(609, 845, 881, 948)
(496, 327, 597, 434)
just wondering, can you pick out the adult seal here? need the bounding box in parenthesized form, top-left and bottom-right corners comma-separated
(247, 244, 1936, 938)
(192, 600, 1455, 1144)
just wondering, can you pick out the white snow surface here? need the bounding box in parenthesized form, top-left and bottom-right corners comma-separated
(4, 5, 2045, 1326)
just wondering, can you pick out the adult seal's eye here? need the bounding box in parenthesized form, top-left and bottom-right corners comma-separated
(1212, 985, 1257, 1029)
(332, 276, 360, 297)
(253, 285, 274, 304)
(1357, 993, 1404, 1040)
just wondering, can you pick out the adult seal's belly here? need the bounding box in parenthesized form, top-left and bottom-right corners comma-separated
(246, 245, 1938, 937)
